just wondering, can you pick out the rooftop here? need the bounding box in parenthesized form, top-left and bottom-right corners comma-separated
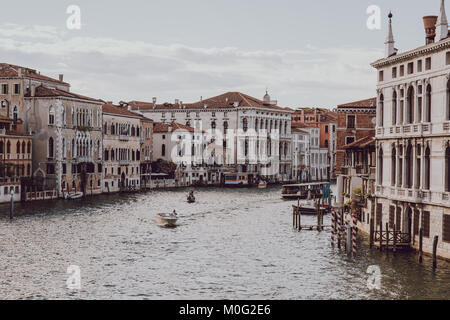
(153, 122, 200, 134)
(25, 85, 101, 103)
(337, 98, 377, 109)
(0, 63, 70, 86)
(343, 136, 375, 149)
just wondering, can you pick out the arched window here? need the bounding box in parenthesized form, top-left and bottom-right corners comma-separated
(162, 144, 166, 157)
(447, 80, 450, 121)
(111, 149, 115, 161)
(446, 147, 450, 192)
(48, 137, 54, 158)
(392, 90, 397, 125)
(424, 146, 431, 190)
(0, 141, 3, 154)
(104, 149, 109, 161)
(426, 84, 432, 122)
(211, 121, 217, 130)
(49, 106, 55, 125)
(406, 145, 413, 188)
(104, 122, 108, 134)
(407, 86, 415, 124)
(324, 140, 329, 148)
(27, 141, 31, 154)
(378, 94, 384, 127)
(16, 141, 20, 154)
(255, 119, 259, 132)
(391, 147, 396, 186)
(242, 118, 248, 132)
(21, 141, 25, 154)
(6, 141, 10, 153)
(13, 106, 18, 123)
(378, 147, 383, 185)
(223, 121, 228, 134)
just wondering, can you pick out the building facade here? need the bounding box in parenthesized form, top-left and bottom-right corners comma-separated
(102, 103, 143, 193)
(129, 91, 294, 182)
(24, 85, 103, 197)
(335, 98, 377, 174)
(291, 127, 310, 182)
(372, 3, 450, 259)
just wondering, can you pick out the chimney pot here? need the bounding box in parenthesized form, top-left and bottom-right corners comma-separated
(152, 97, 157, 105)
(59, 74, 64, 82)
(423, 16, 438, 44)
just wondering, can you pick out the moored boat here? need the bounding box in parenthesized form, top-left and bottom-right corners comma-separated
(281, 182, 330, 200)
(64, 192, 83, 200)
(258, 182, 268, 189)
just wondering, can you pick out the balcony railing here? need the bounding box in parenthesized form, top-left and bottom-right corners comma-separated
(119, 160, 130, 166)
(119, 135, 130, 141)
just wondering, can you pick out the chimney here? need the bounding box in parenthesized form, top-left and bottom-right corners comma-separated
(31, 85, 36, 97)
(424, 16, 438, 44)
(59, 74, 64, 82)
(152, 97, 157, 105)
(175, 99, 179, 105)
(18, 68, 23, 77)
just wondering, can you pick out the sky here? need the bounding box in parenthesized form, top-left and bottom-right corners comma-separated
(0, 0, 441, 108)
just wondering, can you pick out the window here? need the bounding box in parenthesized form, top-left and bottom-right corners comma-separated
(400, 65, 405, 76)
(443, 214, 450, 243)
(47, 137, 55, 159)
(379, 70, 384, 82)
(324, 140, 329, 148)
(392, 67, 397, 78)
(389, 206, 395, 229)
(417, 60, 423, 72)
(407, 86, 415, 124)
(422, 211, 430, 238)
(325, 125, 328, 133)
(345, 136, 355, 145)
(378, 147, 384, 185)
(347, 115, 356, 129)
(13, 106, 18, 124)
(14, 84, 20, 94)
(447, 52, 450, 65)
(424, 147, 431, 190)
(407, 62, 414, 74)
(392, 90, 397, 125)
(378, 94, 384, 126)
(27, 141, 31, 154)
(446, 147, 450, 192)
(49, 106, 55, 125)
(162, 144, 166, 157)
(426, 84, 432, 122)
(46, 164, 55, 175)
(1, 84, 8, 94)
(425, 57, 431, 70)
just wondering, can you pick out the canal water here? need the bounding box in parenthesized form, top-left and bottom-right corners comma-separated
(0, 186, 449, 300)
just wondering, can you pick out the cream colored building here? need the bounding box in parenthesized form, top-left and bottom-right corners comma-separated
(372, 3, 450, 259)
(24, 85, 103, 197)
(102, 103, 142, 192)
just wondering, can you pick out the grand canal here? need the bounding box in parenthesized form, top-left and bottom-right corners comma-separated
(0, 186, 449, 299)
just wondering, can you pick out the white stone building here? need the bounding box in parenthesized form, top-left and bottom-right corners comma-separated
(291, 127, 310, 182)
(372, 2, 450, 259)
(129, 91, 293, 183)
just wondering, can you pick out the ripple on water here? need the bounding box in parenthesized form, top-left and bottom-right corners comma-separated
(0, 186, 450, 299)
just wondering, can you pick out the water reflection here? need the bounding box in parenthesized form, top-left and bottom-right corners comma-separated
(0, 186, 449, 300)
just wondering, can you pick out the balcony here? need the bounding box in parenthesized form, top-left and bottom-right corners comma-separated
(119, 160, 130, 166)
(75, 156, 94, 164)
(119, 135, 130, 141)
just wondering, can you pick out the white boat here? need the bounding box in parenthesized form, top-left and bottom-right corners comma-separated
(155, 213, 178, 227)
(258, 182, 267, 189)
(64, 192, 83, 200)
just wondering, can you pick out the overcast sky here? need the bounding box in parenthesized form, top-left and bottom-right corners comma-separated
(0, 0, 441, 108)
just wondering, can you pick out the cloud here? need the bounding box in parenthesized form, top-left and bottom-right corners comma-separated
(0, 23, 381, 107)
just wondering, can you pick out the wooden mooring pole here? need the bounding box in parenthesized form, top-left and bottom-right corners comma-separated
(369, 217, 374, 249)
(10, 190, 14, 221)
(337, 209, 342, 249)
(385, 222, 389, 254)
(393, 224, 397, 253)
(379, 221, 383, 252)
(433, 235, 439, 269)
(419, 228, 423, 264)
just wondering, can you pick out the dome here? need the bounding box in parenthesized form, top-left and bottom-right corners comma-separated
(263, 90, 270, 103)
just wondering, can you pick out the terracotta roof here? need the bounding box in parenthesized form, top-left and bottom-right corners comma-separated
(337, 98, 376, 109)
(0, 63, 70, 85)
(25, 85, 101, 103)
(292, 127, 310, 134)
(153, 122, 200, 134)
(102, 103, 151, 119)
(129, 92, 293, 112)
(343, 135, 375, 149)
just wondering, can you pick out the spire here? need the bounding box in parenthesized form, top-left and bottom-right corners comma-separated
(385, 12, 396, 57)
(436, 0, 449, 41)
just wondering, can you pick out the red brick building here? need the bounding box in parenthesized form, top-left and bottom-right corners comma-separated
(336, 98, 377, 174)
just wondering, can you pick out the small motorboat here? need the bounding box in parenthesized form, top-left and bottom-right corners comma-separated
(64, 192, 83, 200)
(258, 181, 267, 189)
(155, 212, 178, 227)
(187, 189, 196, 203)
